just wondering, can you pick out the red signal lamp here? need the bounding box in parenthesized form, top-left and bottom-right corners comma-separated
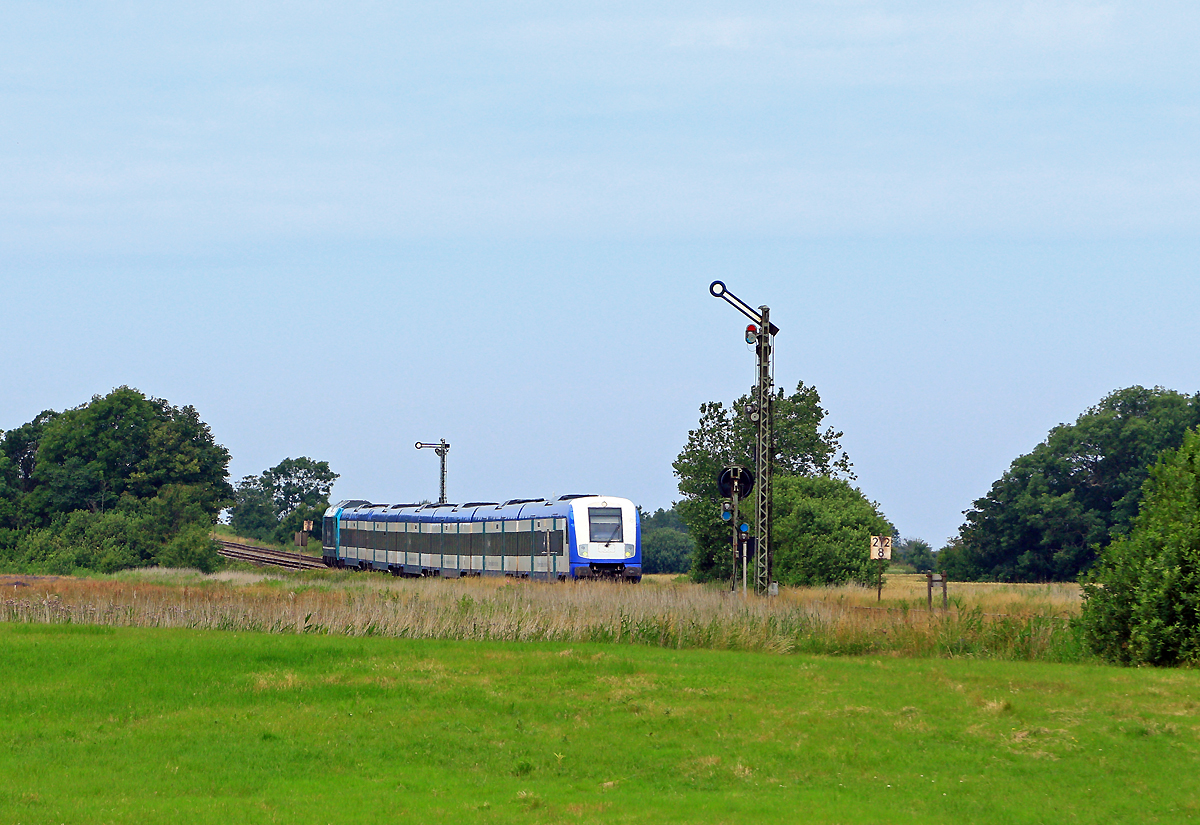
(745, 324, 758, 344)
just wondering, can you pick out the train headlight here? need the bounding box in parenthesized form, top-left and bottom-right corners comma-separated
(625, 544, 636, 558)
(578, 544, 589, 558)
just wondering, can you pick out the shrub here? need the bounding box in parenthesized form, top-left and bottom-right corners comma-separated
(1077, 428, 1200, 665)
(641, 528, 694, 574)
(772, 475, 893, 587)
(156, 522, 223, 572)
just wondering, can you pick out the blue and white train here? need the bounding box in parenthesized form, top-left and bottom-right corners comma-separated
(321, 494, 641, 582)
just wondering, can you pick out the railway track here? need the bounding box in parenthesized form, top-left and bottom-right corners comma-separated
(216, 540, 329, 571)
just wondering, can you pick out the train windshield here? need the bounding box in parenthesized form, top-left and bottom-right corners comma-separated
(588, 508, 623, 543)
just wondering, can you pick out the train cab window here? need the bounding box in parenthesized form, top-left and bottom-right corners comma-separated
(588, 508, 623, 544)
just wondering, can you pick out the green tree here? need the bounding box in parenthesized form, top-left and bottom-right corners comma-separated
(28, 388, 233, 523)
(894, 537, 935, 573)
(2, 486, 224, 575)
(0, 389, 231, 574)
(641, 528, 695, 574)
(1077, 429, 1200, 666)
(0, 411, 60, 529)
(772, 475, 893, 586)
(262, 457, 338, 518)
(228, 476, 278, 541)
(641, 505, 687, 533)
(637, 504, 694, 575)
(229, 457, 338, 544)
(951, 386, 1200, 581)
(673, 381, 853, 583)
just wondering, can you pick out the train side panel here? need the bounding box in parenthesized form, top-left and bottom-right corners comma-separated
(325, 496, 637, 581)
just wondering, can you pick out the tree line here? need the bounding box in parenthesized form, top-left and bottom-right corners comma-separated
(939, 386, 1200, 583)
(6, 382, 1200, 665)
(0, 388, 338, 574)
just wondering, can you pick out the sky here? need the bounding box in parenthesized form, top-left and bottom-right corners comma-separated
(3, 1, 1199, 546)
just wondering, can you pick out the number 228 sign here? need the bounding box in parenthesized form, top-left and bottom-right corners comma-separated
(870, 535, 892, 560)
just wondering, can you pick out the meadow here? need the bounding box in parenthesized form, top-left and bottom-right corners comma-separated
(2, 621, 1198, 824)
(1, 569, 1085, 661)
(2, 569, 1196, 823)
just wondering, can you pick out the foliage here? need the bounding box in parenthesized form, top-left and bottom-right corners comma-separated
(0, 486, 223, 574)
(0, 410, 59, 502)
(893, 537, 935, 573)
(0, 388, 232, 573)
(673, 381, 853, 583)
(638, 504, 693, 574)
(640, 505, 687, 534)
(951, 386, 1200, 581)
(771, 475, 894, 586)
(25, 388, 233, 524)
(937, 537, 975, 580)
(228, 457, 338, 544)
(1077, 428, 1200, 666)
(640, 528, 694, 574)
(262, 457, 338, 518)
(228, 476, 278, 541)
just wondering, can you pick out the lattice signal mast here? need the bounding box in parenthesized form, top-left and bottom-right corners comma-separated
(709, 281, 778, 595)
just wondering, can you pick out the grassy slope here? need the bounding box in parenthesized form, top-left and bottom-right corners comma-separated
(1, 624, 1197, 824)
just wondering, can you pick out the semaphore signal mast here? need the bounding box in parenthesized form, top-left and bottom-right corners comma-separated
(709, 281, 778, 596)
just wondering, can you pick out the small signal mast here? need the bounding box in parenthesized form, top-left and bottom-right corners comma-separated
(415, 439, 450, 504)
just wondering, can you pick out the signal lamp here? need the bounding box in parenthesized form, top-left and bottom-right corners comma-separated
(745, 324, 758, 344)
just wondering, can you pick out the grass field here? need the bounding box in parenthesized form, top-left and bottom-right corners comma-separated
(2, 621, 1198, 824)
(1, 568, 1086, 661)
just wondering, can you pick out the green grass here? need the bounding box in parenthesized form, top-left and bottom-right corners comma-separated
(1, 624, 1198, 823)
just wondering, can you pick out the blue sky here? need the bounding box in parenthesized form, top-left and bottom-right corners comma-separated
(3, 1, 1198, 545)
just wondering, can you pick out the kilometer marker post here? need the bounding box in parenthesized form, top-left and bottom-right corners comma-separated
(870, 535, 892, 602)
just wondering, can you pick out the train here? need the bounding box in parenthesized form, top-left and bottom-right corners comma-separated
(321, 494, 641, 582)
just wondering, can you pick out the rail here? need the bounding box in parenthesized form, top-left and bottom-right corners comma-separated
(216, 539, 329, 571)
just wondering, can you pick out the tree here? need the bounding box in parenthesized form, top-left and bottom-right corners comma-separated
(641, 505, 687, 533)
(28, 388, 233, 523)
(950, 386, 1200, 581)
(228, 457, 338, 544)
(637, 504, 694, 574)
(0, 388, 232, 574)
(1077, 428, 1200, 665)
(228, 476, 278, 541)
(772, 475, 893, 586)
(673, 381, 853, 583)
(641, 529, 695, 574)
(0, 411, 60, 529)
(261, 457, 338, 519)
(893, 537, 935, 573)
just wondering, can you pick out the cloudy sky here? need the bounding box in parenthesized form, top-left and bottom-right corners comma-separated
(3, 1, 1198, 545)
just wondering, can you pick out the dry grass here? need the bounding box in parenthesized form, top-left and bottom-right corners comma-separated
(0, 570, 1088, 661)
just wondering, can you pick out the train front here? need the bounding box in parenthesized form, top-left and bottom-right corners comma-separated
(567, 496, 641, 581)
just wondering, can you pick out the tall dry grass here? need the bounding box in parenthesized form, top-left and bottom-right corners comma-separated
(0, 570, 1088, 662)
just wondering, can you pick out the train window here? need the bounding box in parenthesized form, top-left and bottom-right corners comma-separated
(588, 508, 623, 543)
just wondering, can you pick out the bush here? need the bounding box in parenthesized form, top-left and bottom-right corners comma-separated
(642, 528, 694, 574)
(772, 476, 894, 587)
(157, 522, 223, 572)
(0, 488, 223, 575)
(1077, 428, 1200, 666)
